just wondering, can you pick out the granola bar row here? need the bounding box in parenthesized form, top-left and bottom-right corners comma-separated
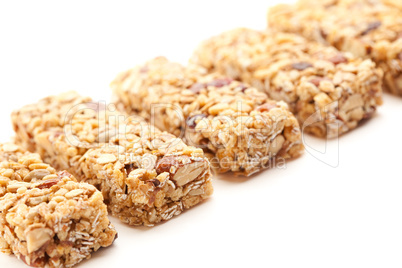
(190, 28, 383, 138)
(0, 143, 117, 267)
(12, 91, 213, 226)
(268, 0, 402, 95)
(111, 57, 304, 176)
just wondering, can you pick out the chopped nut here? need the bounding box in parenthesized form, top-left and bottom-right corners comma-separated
(269, 135, 285, 155)
(172, 160, 206, 187)
(156, 155, 206, 186)
(341, 94, 364, 112)
(25, 227, 53, 253)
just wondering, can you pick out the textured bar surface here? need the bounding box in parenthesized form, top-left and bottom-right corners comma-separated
(191, 28, 383, 138)
(268, 0, 402, 95)
(111, 57, 303, 176)
(12, 92, 213, 226)
(0, 143, 116, 268)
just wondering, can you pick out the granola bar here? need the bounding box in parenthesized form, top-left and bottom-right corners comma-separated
(0, 143, 117, 268)
(12, 92, 213, 226)
(190, 28, 383, 138)
(111, 57, 304, 176)
(268, 0, 402, 95)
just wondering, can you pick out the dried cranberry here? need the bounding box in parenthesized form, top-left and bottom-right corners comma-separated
(319, 28, 328, 39)
(206, 78, 233, 87)
(85, 102, 106, 112)
(309, 77, 331, 87)
(37, 178, 61, 189)
(361, 21, 381, 36)
(149, 179, 161, 187)
(57, 170, 71, 179)
(366, 45, 373, 55)
(186, 114, 206, 129)
(239, 84, 248, 93)
(140, 66, 149, 73)
(189, 83, 206, 94)
(125, 163, 135, 176)
(256, 103, 277, 112)
(52, 131, 64, 139)
(291, 62, 313, 70)
(328, 54, 348, 65)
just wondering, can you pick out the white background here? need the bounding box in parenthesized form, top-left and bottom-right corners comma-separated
(1, 1, 402, 267)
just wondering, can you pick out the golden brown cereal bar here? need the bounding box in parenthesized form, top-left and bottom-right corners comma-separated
(12, 92, 213, 226)
(268, 0, 402, 95)
(111, 57, 303, 176)
(190, 28, 383, 138)
(0, 143, 117, 268)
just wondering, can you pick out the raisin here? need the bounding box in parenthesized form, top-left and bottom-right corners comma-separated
(155, 156, 179, 174)
(291, 62, 313, 70)
(328, 54, 348, 65)
(149, 179, 161, 187)
(361, 21, 381, 36)
(206, 78, 233, 87)
(124, 163, 135, 176)
(186, 114, 207, 129)
(239, 84, 248, 93)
